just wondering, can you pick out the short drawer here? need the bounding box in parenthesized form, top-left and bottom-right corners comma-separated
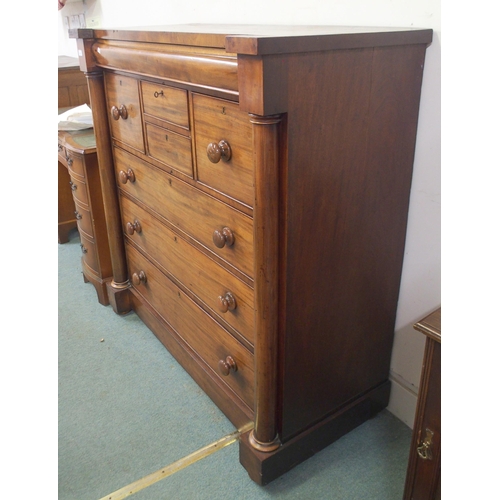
(114, 147, 254, 278)
(120, 195, 254, 345)
(193, 94, 254, 206)
(126, 242, 254, 409)
(66, 150, 86, 179)
(79, 232, 99, 272)
(69, 173, 88, 206)
(105, 72, 145, 153)
(74, 200, 93, 239)
(141, 81, 189, 129)
(145, 123, 193, 177)
(58, 142, 66, 163)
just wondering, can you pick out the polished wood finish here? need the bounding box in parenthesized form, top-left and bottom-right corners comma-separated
(58, 158, 78, 244)
(249, 114, 282, 452)
(58, 56, 91, 244)
(85, 69, 131, 313)
(58, 56, 90, 108)
(404, 308, 441, 499)
(145, 122, 193, 177)
(113, 147, 254, 277)
(141, 81, 189, 128)
(193, 94, 253, 206)
(126, 242, 255, 409)
(72, 25, 432, 51)
(105, 73, 145, 152)
(119, 195, 254, 347)
(58, 129, 113, 304)
(74, 25, 432, 484)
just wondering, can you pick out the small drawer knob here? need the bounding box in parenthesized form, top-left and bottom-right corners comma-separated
(69, 180, 77, 191)
(218, 292, 237, 313)
(213, 227, 235, 248)
(131, 270, 147, 286)
(66, 156, 73, 167)
(218, 356, 237, 376)
(207, 140, 231, 163)
(80, 243, 87, 254)
(126, 220, 142, 235)
(111, 104, 128, 120)
(74, 211, 82, 220)
(118, 168, 136, 184)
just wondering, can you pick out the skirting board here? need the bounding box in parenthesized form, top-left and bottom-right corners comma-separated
(387, 372, 418, 429)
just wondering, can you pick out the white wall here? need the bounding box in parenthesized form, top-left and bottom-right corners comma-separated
(58, 0, 441, 428)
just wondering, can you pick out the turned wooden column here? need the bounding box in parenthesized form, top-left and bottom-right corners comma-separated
(249, 114, 282, 452)
(76, 36, 131, 314)
(84, 69, 131, 314)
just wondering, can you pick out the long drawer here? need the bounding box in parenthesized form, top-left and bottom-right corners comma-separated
(126, 241, 254, 409)
(120, 195, 255, 346)
(114, 147, 254, 278)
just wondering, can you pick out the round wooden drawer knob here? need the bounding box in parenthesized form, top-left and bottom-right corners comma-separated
(218, 292, 237, 313)
(213, 227, 234, 248)
(126, 220, 142, 235)
(218, 356, 237, 376)
(207, 140, 231, 163)
(131, 270, 147, 286)
(111, 104, 128, 120)
(118, 168, 136, 184)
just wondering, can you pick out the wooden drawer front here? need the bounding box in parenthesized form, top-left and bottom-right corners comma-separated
(74, 201, 93, 239)
(145, 123, 193, 177)
(66, 150, 85, 179)
(79, 232, 99, 272)
(126, 242, 254, 409)
(114, 147, 254, 278)
(121, 195, 255, 345)
(141, 81, 189, 129)
(69, 173, 88, 206)
(193, 94, 254, 206)
(104, 72, 145, 152)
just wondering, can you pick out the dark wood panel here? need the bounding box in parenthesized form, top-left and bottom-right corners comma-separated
(281, 44, 428, 440)
(404, 308, 441, 499)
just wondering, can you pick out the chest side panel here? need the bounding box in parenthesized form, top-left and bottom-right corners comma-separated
(280, 44, 428, 440)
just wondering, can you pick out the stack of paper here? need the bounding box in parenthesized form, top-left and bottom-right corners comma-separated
(58, 104, 93, 131)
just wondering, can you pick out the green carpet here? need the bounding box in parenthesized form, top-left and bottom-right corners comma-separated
(59, 229, 412, 499)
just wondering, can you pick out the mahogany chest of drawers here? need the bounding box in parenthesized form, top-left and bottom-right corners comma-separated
(74, 25, 432, 484)
(58, 129, 113, 305)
